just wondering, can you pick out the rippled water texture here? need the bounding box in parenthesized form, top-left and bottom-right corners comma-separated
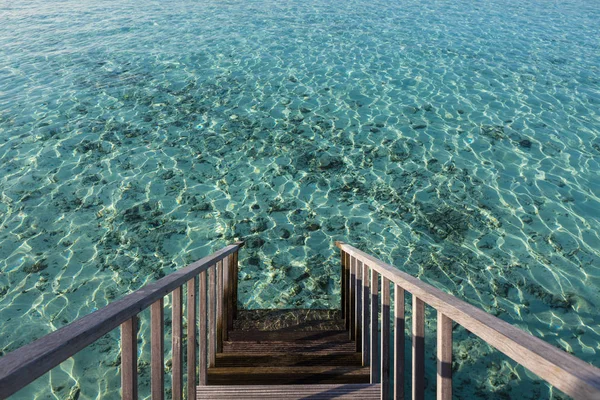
(1, 0, 599, 398)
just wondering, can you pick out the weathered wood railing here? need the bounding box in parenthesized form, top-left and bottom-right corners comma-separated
(0, 241, 244, 400)
(337, 241, 600, 400)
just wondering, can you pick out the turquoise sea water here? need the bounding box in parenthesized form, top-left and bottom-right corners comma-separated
(1, 0, 600, 398)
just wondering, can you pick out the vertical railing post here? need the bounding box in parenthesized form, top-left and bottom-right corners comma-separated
(412, 296, 425, 400)
(208, 265, 217, 367)
(199, 270, 208, 386)
(172, 287, 183, 400)
(121, 316, 138, 400)
(151, 299, 164, 400)
(350, 256, 356, 341)
(371, 269, 380, 383)
(223, 255, 230, 342)
(355, 259, 362, 352)
(381, 277, 391, 400)
(362, 262, 370, 366)
(232, 251, 239, 320)
(394, 285, 405, 400)
(187, 278, 197, 400)
(437, 314, 452, 400)
(217, 260, 223, 353)
(345, 252, 351, 331)
(341, 250, 346, 320)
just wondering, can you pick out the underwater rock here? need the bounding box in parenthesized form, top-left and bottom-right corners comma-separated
(480, 125, 505, 140)
(519, 139, 532, 149)
(250, 217, 269, 233)
(279, 228, 291, 239)
(246, 236, 265, 249)
(247, 256, 260, 266)
(123, 201, 161, 223)
(161, 170, 175, 180)
(190, 202, 212, 212)
(268, 199, 297, 213)
(477, 233, 499, 249)
(324, 215, 347, 233)
(24, 259, 48, 274)
(419, 204, 471, 242)
(307, 223, 321, 232)
(318, 154, 344, 170)
(82, 174, 102, 185)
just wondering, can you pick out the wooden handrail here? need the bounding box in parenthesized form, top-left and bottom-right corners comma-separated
(336, 241, 600, 400)
(0, 241, 244, 399)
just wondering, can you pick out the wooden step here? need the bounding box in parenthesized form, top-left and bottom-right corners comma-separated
(223, 340, 357, 354)
(216, 352, 362, 367)
(207, 366, 371, 385)
(227, 329, 349, 342)
(234, 309, 344, 331)
(197, 384, 381, 399)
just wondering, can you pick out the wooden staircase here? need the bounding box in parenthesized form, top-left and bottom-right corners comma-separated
(198, 309, 377, 399)
(2, 241, 600, 400)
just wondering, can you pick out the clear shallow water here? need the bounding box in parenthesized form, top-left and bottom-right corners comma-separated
(0, 0, 599, 398)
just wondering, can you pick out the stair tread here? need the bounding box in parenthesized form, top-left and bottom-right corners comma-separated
(227, 329, 349, 342)
(215, 352, 362, 367)
(197, 384, 380, 399)
(207, 366, 370, 385)
(223, 340, 356, 354)
(235, 309, 344, 331)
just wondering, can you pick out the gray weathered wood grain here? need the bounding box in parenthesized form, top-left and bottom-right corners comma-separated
(0, 242, 243, 399)
(336, 241, 600, 400)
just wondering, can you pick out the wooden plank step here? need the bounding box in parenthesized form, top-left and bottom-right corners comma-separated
(216, 352, 362, 367)
(207, 366, 370, 385)
(227, 329, 349, 342)
(223, 340, 357, 354)
(197, 384, 380, 399)
(235, 309, 344, 331)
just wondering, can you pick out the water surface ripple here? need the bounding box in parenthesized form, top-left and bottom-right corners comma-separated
(1, 0, 599, 398)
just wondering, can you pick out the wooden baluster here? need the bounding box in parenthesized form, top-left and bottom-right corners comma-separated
(227, 254, 234, 329)
(172, 287, 183, 400)
(437, 313, 452, 400)
(233, 251, 239, 320)
(217, 259, 223, 353)
(355, 259, 362, 352)
(350, 256, 356, 341)
(362, 262, 370, 366)
(151, 299, 164, 400)
(222, 256, 230, 342)
(187, 278, 197, 400)
(394, 285, 405, 400)
(341, 250, 346, 319)
(199, 271, 208, 386)
(381, 277, 391, 400)
(412, 296, 425, 400)
(121, 316, 138, 400)
(345, 252, 350, 331)
(370, 269, 380, 383)
(208, 265, 216, 367)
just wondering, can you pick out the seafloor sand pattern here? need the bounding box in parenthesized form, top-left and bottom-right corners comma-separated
(0, 0, 599, 398)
